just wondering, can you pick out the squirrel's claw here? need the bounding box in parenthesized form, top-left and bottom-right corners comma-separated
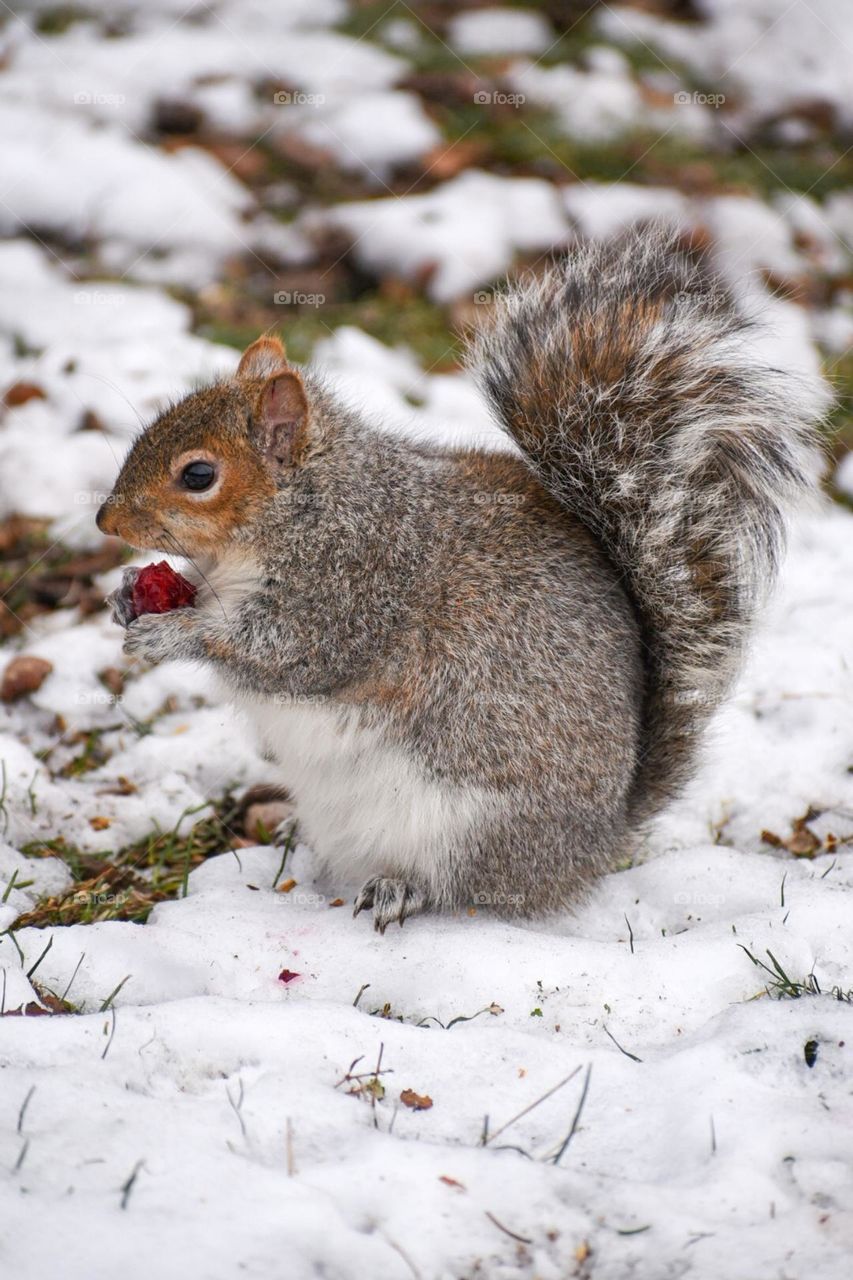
(106, 566, 140, 628)
(353, 875, 427, 934)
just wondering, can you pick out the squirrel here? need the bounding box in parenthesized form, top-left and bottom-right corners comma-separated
(97, 229, 826, 932)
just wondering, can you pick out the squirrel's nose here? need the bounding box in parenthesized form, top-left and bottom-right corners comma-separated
(96, 500, 115, 534)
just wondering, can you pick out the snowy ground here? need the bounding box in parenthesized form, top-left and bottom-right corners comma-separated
(2, 2, 853, 1278)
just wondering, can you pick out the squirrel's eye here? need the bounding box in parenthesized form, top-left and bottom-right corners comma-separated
(180, 460, 217, 492)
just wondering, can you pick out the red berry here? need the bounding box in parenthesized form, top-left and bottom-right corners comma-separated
(130, 561, 197, 618)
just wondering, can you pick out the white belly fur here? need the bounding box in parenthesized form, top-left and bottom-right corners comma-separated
(197, 549, 492, 892)
(237, 694, 493, 894)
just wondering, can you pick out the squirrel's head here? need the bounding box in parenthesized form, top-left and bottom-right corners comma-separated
(96, 336, 315, 556)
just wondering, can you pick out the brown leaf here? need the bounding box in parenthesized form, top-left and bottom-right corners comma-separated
(2, 1002, 51, 1017)
(89, 816, 112, 831)
(328, 898, 345, 908)
(276, 878, 297, 894)
(439, 1175, 465, 1189)
(3, 381, 46, 407)
(1, 654, 53, 701)
(761, 829, 783, 847)
(787, 826, 820, 857)
(400, 1088, 433, 1111)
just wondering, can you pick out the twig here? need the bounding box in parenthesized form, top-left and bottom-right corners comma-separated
(602, 1024, 643, 1063)
(12, 1139, 29, 1174)
(551, 1063, 592, 1165)
(120, 1159, 145, 1209)
(624, 914, 635, 954)
(483, 1066, 581, 1146)
(353, 983, 370, 1008)
(17, 1086, 35, 1134)
(485, 1211, 533, 1245)
(384, 1235, 422, 1279)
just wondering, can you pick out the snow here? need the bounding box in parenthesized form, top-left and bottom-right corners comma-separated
(2, 0, 853, 1276)
(309, 170, 569, 302)
(287, 90, 442, 181)
(448, 7, 555, 57)
(600, 0, 853, 136)
(511, 48, 714, 143)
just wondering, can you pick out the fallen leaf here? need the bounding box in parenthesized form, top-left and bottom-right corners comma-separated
(439, 1175, 465, 1189)
(89, 816, 111, 830)
(3, 381, 46, 407)
(276, 878, 297, 894)
(328, 898, 344, 908)
(278, 969, 301, 984)
(400, 1088, 433, 1111)
(787, 820, 820, 857)
(1, 655, 53, 701)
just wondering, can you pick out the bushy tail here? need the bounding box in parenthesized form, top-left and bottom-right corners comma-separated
(469, 229, 827, 823)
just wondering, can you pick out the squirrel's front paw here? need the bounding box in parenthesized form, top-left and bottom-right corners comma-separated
(123, 610, 196, 664)
(106, 566, 141, 628)
(353, 876, 427, 934)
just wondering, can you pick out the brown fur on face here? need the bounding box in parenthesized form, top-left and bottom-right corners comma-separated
(96, 337, 299, 555)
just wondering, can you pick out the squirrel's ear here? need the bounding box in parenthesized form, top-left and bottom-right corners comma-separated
(237, 335, 287, 380)
(254, 370, 310, 470)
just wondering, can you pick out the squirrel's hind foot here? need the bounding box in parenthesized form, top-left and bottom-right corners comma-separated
(353, 875, 427, 934)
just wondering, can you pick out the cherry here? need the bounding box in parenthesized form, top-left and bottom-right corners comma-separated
(130, 561, 197, 618)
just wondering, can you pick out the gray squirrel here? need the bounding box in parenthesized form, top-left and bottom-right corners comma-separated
(98, 230, 826, 931)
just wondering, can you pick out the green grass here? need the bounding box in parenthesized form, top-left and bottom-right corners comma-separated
(197, 290, 460, 371)
(739, 945, 853, 1002)
(12, 794, 247, 929)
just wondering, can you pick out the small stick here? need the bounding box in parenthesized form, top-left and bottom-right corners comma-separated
(484, 1066, 581, 1146)
(120, 1159, 145, 1209)
(485, 1211, 533, 1245)
(603, 1024, 643, 1063)
(551, 1063, 592, 1165)
(17, 1086, 36, 1135)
